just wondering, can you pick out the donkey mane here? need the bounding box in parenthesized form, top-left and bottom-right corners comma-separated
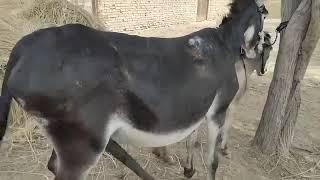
(220, 0, 257, 26)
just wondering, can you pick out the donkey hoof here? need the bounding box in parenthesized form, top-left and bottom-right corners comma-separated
(183, 167, 196, 178)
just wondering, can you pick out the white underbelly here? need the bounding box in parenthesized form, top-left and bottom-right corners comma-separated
(111, 119, 204, 147)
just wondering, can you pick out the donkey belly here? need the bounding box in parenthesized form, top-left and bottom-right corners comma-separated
(111, 119, 204, 147)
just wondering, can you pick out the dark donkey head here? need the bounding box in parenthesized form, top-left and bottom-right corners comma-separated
(257, 31, 273, 76)
(219, 0, 269, 59)
(241, 31, 273, 76)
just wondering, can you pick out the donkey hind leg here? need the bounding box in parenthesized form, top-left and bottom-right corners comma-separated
(207, 110, 227, 180)
(47, 140, 154, 180)
(152, 146, 175, 165)
(182, 129, 198, 178)
(48, 139, 154, 180)
(106, 139, 154, 180)
(48, 123, 108, 180)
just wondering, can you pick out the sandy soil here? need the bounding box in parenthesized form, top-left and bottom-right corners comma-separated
(0, 20, 319, 180)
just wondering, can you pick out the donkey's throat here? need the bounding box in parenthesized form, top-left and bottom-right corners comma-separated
(110, 118, 204, 147)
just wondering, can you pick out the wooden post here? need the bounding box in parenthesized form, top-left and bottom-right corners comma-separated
(91, 0, 98, 16)
(196, 0, 209, 21)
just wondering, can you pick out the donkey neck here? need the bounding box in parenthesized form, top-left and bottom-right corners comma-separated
(220, 3, 259, 53)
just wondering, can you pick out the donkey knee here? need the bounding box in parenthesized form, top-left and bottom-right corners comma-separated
(182, 129, 199, 178)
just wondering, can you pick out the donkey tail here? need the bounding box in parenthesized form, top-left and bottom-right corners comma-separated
(0, 95, 11, 143)
(0, 50, 18, 144)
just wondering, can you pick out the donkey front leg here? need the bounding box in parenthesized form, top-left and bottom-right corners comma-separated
(220, 104, 237, 158)
(207, 110, 227, 180)
(220, 110, 232, 157)
(220, 127, 230, 157)
(182, 129, 199, 178)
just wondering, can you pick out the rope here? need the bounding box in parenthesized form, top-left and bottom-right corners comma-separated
(271, 21, 289, 45)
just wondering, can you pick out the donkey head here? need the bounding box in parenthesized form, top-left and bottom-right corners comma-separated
(219, 0, 269, 59)
(258, 31, 273, 75)
(241, 0, 269, 59)
(243, 31, 273, 76)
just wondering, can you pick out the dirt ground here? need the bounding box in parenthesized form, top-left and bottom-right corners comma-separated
(0, 19, 319, 180)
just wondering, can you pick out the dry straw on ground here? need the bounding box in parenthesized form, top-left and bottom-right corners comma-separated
(20, 0, 106, 30)
(0, 0, 106, 145)
(0, 0, 106, 62)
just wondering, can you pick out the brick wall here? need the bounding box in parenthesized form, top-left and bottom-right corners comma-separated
(207, 0, 231, 22)
(68, 0, 92, 13)
(69, 0, 231, 33)
(97, 0, 199, 32)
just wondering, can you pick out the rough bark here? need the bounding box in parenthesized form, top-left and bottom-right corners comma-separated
(281, 0, 302, 23)
(280, 0, 302, 41)
(279, 83, 300, 155)
(253, 0, 312, 154)
(280, 0, 320, 155)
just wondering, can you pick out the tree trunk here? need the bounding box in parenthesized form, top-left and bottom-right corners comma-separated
(252, 0, 314, 154)
(280, 0, 320, 155)
(281, 0, 302, 23)
(280, 0, 302, 41)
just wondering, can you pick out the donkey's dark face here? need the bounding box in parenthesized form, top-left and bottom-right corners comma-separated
(257, 31, 273, 76)
(220, 0, 269, 59)
(245, 31, 273, 76)
(242, 3, 269, 59)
